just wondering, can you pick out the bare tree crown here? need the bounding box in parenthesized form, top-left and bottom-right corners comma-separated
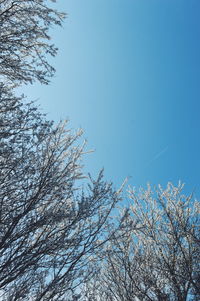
(83, 184, 200, 301)
(0, 0, 65, 86)
(0, 86, 121, 300)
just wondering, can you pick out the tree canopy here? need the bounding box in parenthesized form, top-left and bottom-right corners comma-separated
(0, 0, 65, 86)
(83, 184, 200, 301)
(0, 1, 199, 300)
(0, 85, 122, 300)
(0, 1, 123, 299)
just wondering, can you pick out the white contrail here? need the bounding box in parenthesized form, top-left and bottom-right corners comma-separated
(147, 146, 168, 167)
(152, 146, 168, 161)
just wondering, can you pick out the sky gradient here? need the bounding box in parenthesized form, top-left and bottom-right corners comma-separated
(22, 0, 200, 197)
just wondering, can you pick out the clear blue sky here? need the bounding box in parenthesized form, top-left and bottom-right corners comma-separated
(23, 0, 200, 196)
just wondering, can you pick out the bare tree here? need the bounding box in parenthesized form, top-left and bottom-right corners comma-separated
(86, 183, 200, 301)
(0, 1, 125, 300)
(0, 85, 122, 301)
(0, 0, 65, 86)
